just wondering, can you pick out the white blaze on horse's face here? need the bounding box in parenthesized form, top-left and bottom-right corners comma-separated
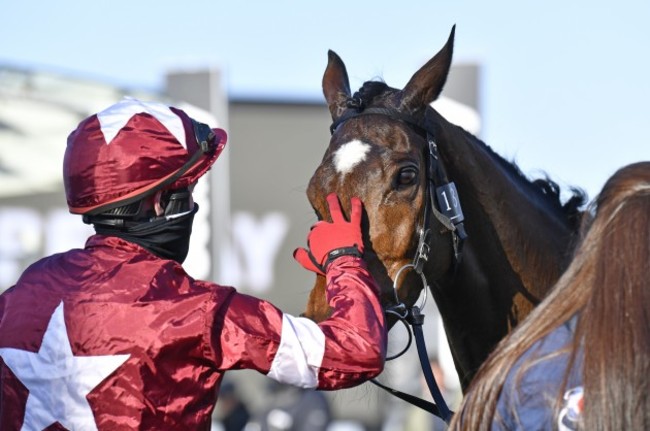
(333, 140, 371, 176)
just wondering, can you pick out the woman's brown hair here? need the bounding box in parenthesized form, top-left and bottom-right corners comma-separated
(449, 161, 650, 430)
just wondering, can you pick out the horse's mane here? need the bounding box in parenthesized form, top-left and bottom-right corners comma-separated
(456, 128, 587, 231)
(352, 80, 587, 231)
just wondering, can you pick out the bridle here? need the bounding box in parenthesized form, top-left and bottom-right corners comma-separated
(330, 104, 467, 266)
(330, 102, 467, 424)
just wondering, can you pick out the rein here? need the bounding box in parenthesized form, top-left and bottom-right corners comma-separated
(330, 105, 467, 424)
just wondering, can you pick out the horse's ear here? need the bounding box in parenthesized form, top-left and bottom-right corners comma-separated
(323, 50, 351, 121)
(399, 25, 455, 114)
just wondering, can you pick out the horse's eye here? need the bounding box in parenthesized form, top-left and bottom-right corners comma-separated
(397, 167, 418, 187)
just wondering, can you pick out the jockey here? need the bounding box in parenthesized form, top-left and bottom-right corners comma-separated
(0, 98, 387, 430)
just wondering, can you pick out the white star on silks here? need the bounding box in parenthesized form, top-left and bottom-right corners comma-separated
(96, 97, 187, 148)
(0, 302, 130, 431)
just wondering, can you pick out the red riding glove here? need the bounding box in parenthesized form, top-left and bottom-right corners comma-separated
(293, 193, 364, 275)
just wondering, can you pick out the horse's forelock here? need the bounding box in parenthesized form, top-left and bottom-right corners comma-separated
(351, 81, 392, 108)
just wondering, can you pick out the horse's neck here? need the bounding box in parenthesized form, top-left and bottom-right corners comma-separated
(436, 124, 575, 300)
(427, 122, 577, 390)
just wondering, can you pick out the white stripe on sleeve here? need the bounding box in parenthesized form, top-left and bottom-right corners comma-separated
(266, 313, 325, 388)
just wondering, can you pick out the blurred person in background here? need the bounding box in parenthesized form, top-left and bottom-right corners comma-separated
(404, 356, 460, 431)
(0, 98, 387, 430)
(254, 380, 331, 431)
(214, 380, 251, 431)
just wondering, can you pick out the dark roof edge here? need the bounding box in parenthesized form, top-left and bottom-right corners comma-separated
(229, 95, 325, 107)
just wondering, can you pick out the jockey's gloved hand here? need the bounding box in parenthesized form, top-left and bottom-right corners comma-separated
(293, 193, 364, 275)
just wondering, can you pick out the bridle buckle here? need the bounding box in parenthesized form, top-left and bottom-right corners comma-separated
(413, 227, 431, 274)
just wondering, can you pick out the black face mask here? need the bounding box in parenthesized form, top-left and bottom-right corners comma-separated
(95, 204, 199, 264)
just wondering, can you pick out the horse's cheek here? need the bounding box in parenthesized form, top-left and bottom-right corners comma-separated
(372, 213, 412, 257)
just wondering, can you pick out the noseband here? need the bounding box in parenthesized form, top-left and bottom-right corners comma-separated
(330, 104, 468, 423)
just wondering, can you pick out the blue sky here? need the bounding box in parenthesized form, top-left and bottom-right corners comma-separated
(2, 0, 648, 199)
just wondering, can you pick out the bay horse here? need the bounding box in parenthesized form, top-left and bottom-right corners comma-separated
(303, 26, 585, 390)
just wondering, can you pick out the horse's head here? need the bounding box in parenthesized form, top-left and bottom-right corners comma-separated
(304, 27, 459, 322)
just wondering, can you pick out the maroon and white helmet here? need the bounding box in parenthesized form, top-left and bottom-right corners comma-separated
(63, 98, 227, 215)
